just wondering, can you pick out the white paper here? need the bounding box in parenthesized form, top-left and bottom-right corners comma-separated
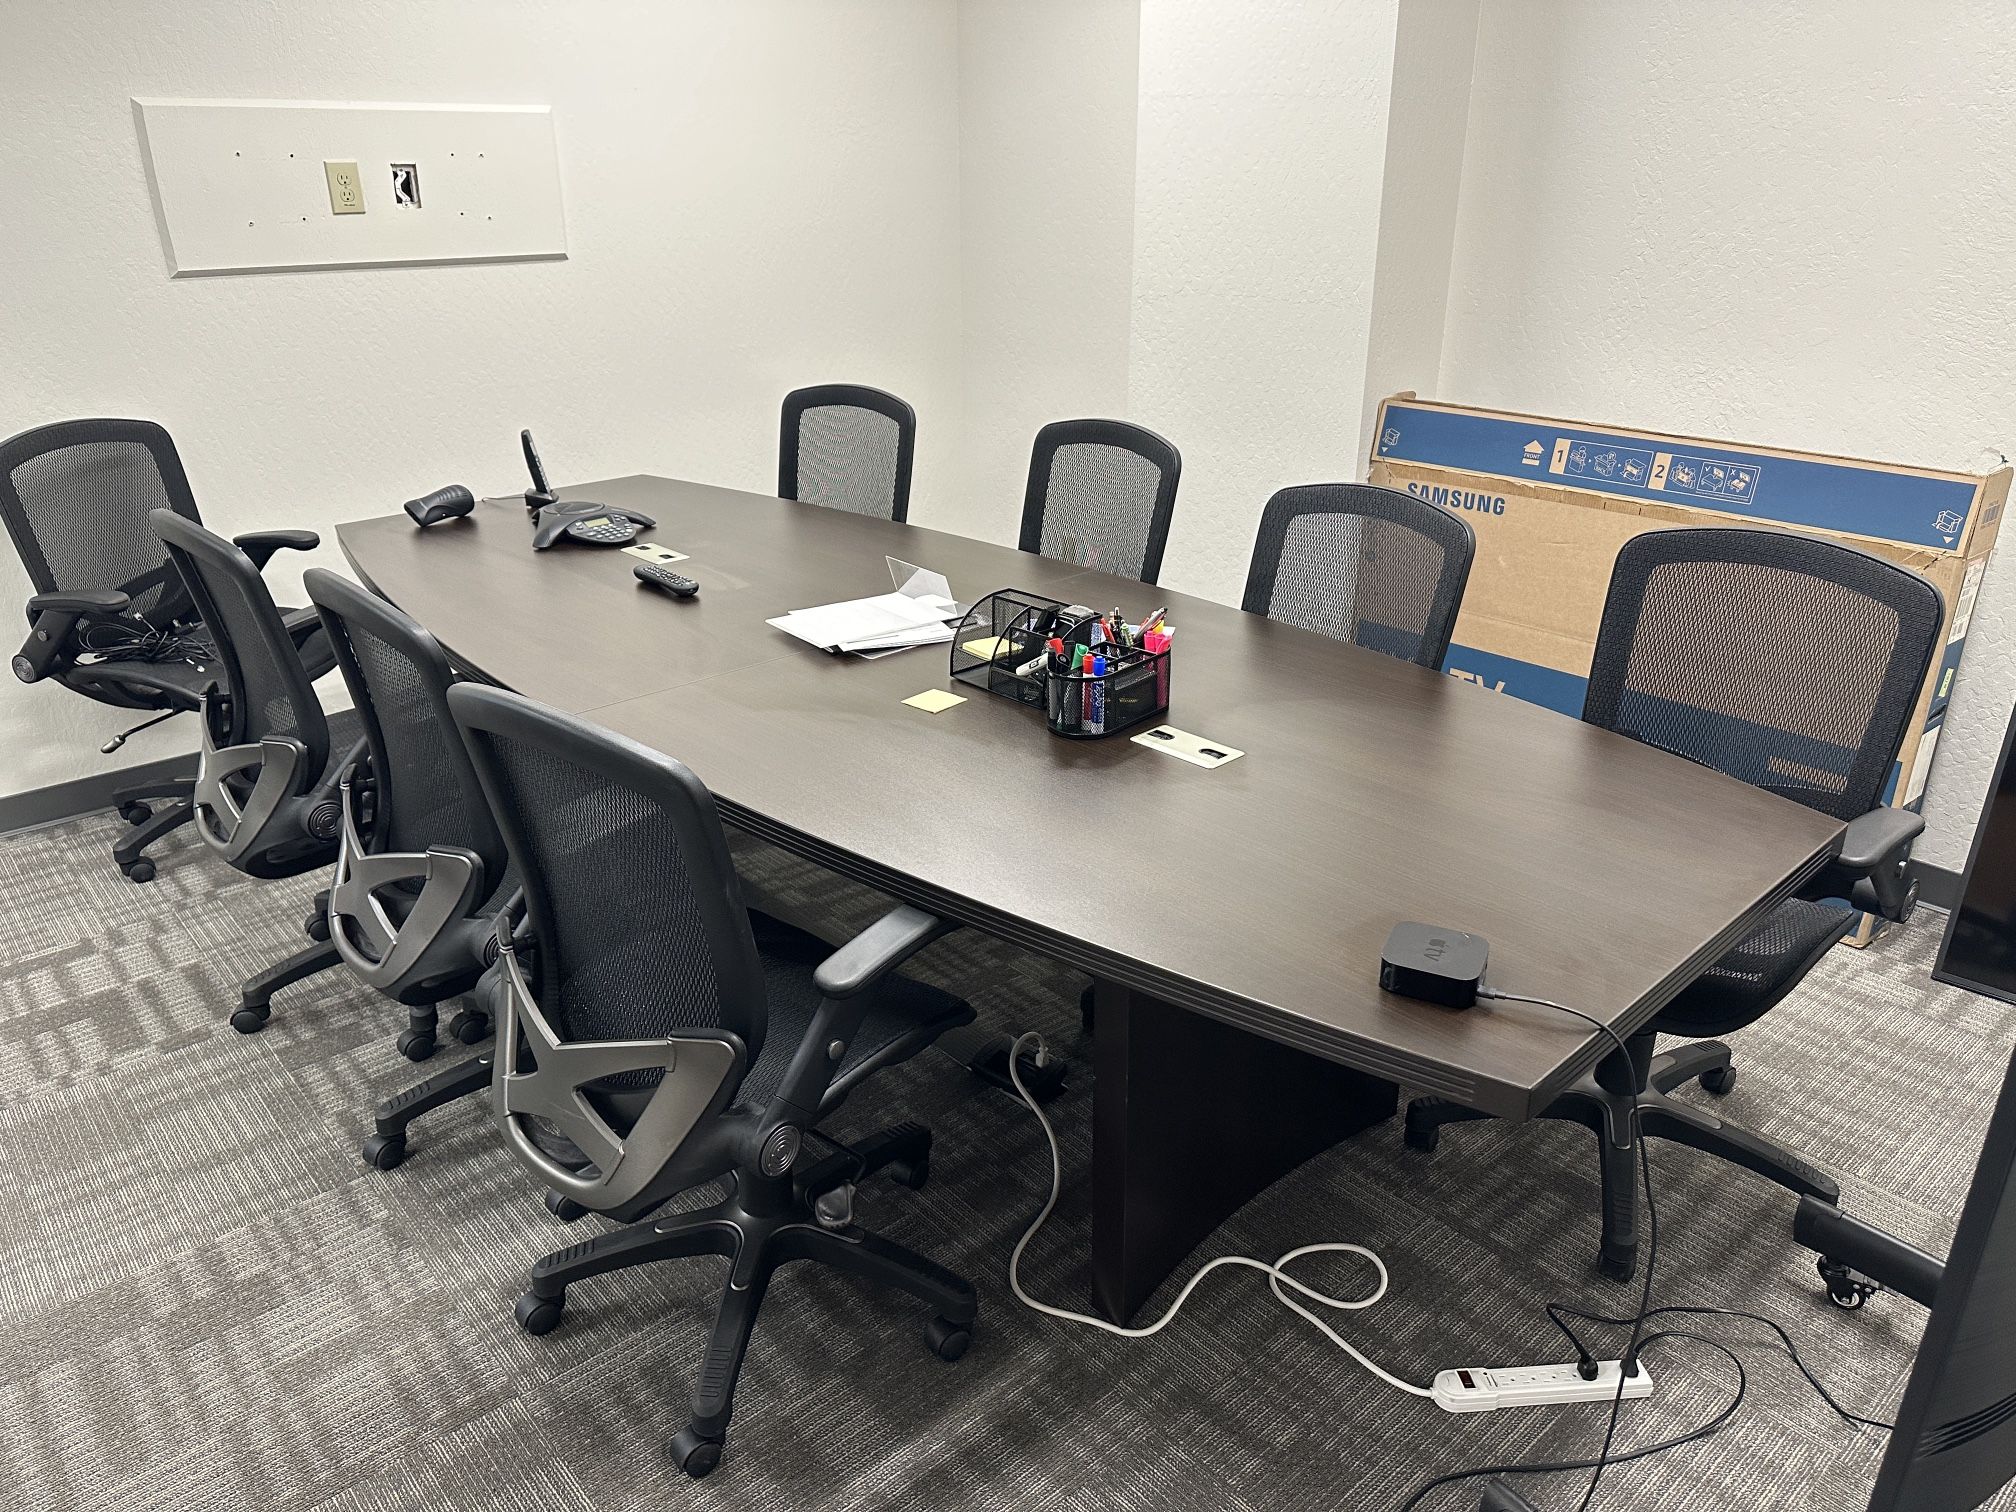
(767, 591, 958, 656)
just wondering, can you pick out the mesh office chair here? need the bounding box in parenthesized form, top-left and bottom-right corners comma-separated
(304, 571, 523, 1170)
(448, 683, 978, 1479)
(1242, 483, 1476, 669)
(1406, 528, 1942, 1282)
(0, 419, 331, 880)
(1484, 1042, 2016, 1512)
(153, 510, 364, 1034)
(778, 384, 917, 523)
(1018, 418, 1181, 584)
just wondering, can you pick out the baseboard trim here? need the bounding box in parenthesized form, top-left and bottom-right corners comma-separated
(0, 753, 199, 836)
(1911, 859, 1962, 913)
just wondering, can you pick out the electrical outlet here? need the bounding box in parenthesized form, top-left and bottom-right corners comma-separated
(323, 160, 365, 214)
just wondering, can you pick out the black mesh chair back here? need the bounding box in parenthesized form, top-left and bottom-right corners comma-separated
(306, 568, 505, 879)
(1584, 527, 1944, 822)
(1018, 418, 1181, 584)
(449, 683, 769, 1068)
(153, 510, 329, 771)
(0, 419, 199, 624)
(779, 385, 917, 523)
(1241, 483, 1475, 669)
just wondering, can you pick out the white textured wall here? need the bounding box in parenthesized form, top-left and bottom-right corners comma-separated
(1128, 0, 1404, 606)
(0, 0, 963, 798)
(951, 0, 1141, 549)
(1359, 0, 1480, 453)
(1438, 0, 2016, 866)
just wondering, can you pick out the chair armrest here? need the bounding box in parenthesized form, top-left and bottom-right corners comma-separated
(813, 905, 958, 998)
(1837, 805, 1925, 873)
(1806, 805, 1926, 923)
(28, 590, 131, 618)
(14, 591, 131, 682)
(233, 529, 320, 569)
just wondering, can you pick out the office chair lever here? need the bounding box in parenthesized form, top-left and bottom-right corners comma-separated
(100, 707, 184, 753)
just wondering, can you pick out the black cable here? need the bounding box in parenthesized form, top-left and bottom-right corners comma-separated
(1542, 1302, 1892, 1433)
(1472, 987, 1660, 1512)
(1398, 985, 1892, 1510)
(1395, 1331, 1748, 1511)
(75, 615, 207, 666)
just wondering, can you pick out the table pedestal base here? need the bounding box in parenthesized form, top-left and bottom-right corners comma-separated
(1090, 979, 1399, 1324)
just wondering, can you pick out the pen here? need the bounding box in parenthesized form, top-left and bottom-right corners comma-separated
(1088, 653, 1107, 735)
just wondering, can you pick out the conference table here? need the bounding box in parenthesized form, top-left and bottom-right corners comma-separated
(339, 475, 1845, 1323)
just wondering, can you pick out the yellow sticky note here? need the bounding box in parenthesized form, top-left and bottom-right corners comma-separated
(903, 688, 967, 714)
(960, 635, 1014, 660)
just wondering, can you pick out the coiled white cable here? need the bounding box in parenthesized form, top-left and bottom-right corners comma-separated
(1004, 1032, 1436, 1399)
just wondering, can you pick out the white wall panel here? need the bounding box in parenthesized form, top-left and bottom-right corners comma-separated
(135, 99, 566, 275)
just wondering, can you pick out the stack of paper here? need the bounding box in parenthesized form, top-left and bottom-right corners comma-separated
(768, 591, 960, 656)
(766, 558, 965, 658)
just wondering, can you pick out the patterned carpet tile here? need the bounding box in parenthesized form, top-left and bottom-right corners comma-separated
(1, 812, 2013, 1511)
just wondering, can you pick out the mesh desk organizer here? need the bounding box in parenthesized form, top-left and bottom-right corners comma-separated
(949, 589, 1169, 739)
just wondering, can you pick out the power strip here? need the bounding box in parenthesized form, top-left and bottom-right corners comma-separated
(1432, 1360, 1653, 1415)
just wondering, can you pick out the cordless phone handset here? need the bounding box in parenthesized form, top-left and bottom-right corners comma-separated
(522, 429, 557, 510)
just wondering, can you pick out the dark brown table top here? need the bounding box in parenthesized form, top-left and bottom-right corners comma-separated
(340, 476, 1844, 1118)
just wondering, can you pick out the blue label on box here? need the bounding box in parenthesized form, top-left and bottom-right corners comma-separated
(1442, 643, 1587, 715)
(1378, 403, 1977, 550)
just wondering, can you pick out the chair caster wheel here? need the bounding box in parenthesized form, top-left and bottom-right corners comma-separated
(514, 1291, 566, 1336)
(361, 1133, 408, 1171)
(303, 909, 330, 942)
(1403, 1123, 1439, 1153)
(396, 1029, 437, 1062)
(447, 1009, 491, 1045)
(230, 1005, 270, 1035)
(669, 1427, 723, 1479)
(543, 1189, 586, 1222)
(120, 859, 157, 883)
(1700, 1065, 1736, 1096)
(886, 1155, 930, 1191)
(1598, 1252, 1637, 1284)
(1818, 1256, 1878, 1310)
(925, 1315, 972, 1363)
(118, 801, 152, 824)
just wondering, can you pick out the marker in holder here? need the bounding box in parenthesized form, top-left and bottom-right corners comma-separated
(949, 589, 1170, 740)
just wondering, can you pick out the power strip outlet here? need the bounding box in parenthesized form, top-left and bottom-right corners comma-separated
(1432, 1359, 1653, 1415)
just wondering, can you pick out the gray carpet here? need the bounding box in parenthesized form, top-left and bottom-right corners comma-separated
(2, 811, 2012, 1512)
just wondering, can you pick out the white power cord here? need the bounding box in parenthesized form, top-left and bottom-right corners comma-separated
(1004, 1031, 1436, 1400)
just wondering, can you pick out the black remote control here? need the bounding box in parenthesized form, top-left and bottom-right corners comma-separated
(633, 562, 699, 598)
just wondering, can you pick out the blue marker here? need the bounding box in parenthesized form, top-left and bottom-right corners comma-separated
(1088, 654, 1107, 735)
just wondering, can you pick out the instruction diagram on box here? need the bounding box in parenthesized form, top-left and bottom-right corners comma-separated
(1549, 437, 1760, 506)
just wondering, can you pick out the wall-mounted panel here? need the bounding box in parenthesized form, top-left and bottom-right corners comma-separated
(133, 98, 568, 275)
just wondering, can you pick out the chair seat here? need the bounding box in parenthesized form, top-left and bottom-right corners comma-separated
(66, 645, 216, 707)
(1653, 897, 1856, 1040)
(59, 604, 332, 710)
